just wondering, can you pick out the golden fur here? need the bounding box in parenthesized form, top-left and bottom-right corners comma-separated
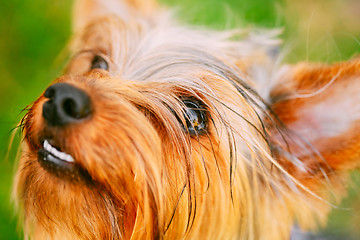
(14, 0, 360, 239)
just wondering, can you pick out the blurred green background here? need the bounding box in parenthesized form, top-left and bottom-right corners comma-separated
(1, 0, 359, 239)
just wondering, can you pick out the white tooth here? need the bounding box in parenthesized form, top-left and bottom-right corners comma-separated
(44, 140, 50, 150)
(43, 139, 75, 162)
(47, 142, 52, 151)
(60, 153, 67, 160)
(54, 149, 60, 157)
(56, 151, 63, 159)
(63, 155, 69, 161)
(47, 143, 51, 149)
(54, 150, 60, 157)
(51, 148, 57, 156)
(65, 155, 75, 163)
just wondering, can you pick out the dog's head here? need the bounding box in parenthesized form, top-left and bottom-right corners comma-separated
(14, 0, 360, 239)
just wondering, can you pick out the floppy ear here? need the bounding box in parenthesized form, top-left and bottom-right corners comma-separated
(73, 0, 158, 31)
(269, 59, 360, 179)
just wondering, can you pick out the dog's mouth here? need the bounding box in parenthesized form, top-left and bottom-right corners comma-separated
(41, 139, 75, 163)
(37, 139, 91, 182)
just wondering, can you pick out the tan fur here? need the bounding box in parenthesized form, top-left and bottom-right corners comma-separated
(14, 0, 360, 239)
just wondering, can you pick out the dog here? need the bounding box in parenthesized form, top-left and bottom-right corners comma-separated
(13, 0, 360, 239)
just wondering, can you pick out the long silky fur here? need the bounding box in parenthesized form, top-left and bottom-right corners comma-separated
(13, 1, 360, 240)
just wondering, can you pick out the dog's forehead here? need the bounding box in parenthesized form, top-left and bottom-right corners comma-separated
(70, 15, 279, 83)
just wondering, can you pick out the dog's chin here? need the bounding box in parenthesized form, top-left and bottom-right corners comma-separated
(22, 137, 139, 239)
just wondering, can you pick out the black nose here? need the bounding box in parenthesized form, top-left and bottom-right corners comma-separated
(42, 83, 92, 126)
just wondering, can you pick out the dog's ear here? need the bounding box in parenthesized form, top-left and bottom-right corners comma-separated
(269, 59, 360, 177)
(73, 0, 158, 31)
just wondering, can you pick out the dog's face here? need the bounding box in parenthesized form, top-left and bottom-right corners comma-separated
(14, 0, 360, 239)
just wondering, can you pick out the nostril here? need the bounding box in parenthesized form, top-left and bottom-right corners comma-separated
(62, 97, 91, 119)
(42, 83, 92, 126)
(63, 98, 78, 118)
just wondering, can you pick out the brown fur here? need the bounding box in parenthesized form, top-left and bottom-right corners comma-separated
(14, 0, 360, 239)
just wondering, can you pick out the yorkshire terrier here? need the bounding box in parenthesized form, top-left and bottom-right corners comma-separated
(13, 0, 360, 239)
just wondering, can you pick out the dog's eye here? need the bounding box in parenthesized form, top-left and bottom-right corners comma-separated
(181, 98, 208, 135)
(91, 55, 109, 70)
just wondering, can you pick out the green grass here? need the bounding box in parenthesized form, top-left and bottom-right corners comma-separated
(1, 0, 359, 239)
